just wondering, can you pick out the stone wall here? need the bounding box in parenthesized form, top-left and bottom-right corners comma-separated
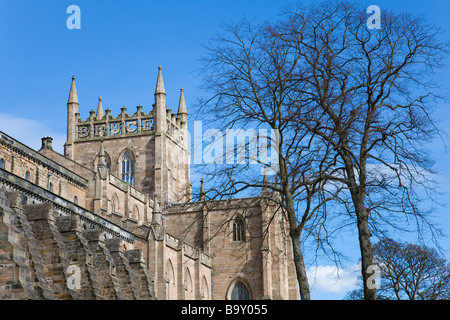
(0, 189, 155, 300)
(165, 197, 300, 300)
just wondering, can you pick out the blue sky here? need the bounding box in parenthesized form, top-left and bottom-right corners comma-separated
(0, 0, 449, 299)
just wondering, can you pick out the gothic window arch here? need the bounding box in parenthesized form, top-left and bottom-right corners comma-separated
(184, 267, 194, 300)
(165, 259, 176, 300)
(74, 196, 78, 204)
(111, 193, 120, 213)
(25, 171, 30, 181)
(200, 276, 210, 300)
(132, 205, 140, 221)
(120, 150, 135, 186)
(227, 278, 251, 300)
(232, 215, 245, 242)
(0, 158, 4, 169)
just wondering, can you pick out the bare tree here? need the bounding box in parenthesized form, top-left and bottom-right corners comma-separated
(270, 1, 448, 299)
(375, 238, 450, 300)
(196, 1, 447, 300)
(345, 238, 450, 300)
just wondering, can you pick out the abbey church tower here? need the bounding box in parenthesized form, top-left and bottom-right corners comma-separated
(63, 67, 191, 204)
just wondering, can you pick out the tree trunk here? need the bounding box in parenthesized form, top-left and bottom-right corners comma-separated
(279, 150, 312, 300)
(356, 206, 377, 300)
(290, 230, 311, 300)
(282, 177, 310, 298)
(342, 145, 377, 300)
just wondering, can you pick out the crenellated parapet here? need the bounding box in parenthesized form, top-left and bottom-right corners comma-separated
(73, 104, 186, 146)
(75, 105, 155, 140)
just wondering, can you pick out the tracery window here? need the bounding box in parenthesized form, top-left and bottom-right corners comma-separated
(232, 216, 245, 242)
(121, 150, 135, 186)
(230, 280, 250, 300)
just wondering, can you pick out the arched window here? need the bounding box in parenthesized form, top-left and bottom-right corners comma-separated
(0, 158, 4, 169)
(233, 216, 245, 242)
(229, 279, 251, 300)
(121, 150, 135, 186)
(25, 171, 30, 181)
(74, 196, 78, 204)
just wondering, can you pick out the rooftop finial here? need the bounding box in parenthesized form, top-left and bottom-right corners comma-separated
(155, 65, 166, 95)
(262, 167, 271, 197)
(96, 96, 104, 120)
(177, 88, 187, 115)
(68, 75, 79, 104)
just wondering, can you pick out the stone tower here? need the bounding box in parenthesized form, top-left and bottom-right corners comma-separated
(63, 67, 191, 204)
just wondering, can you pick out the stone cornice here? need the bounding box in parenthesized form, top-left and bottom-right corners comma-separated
(0, 131, 88, 189)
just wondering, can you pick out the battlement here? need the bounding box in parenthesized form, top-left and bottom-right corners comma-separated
(75, 105, 155, 140)
(73, 104, 185, 146)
